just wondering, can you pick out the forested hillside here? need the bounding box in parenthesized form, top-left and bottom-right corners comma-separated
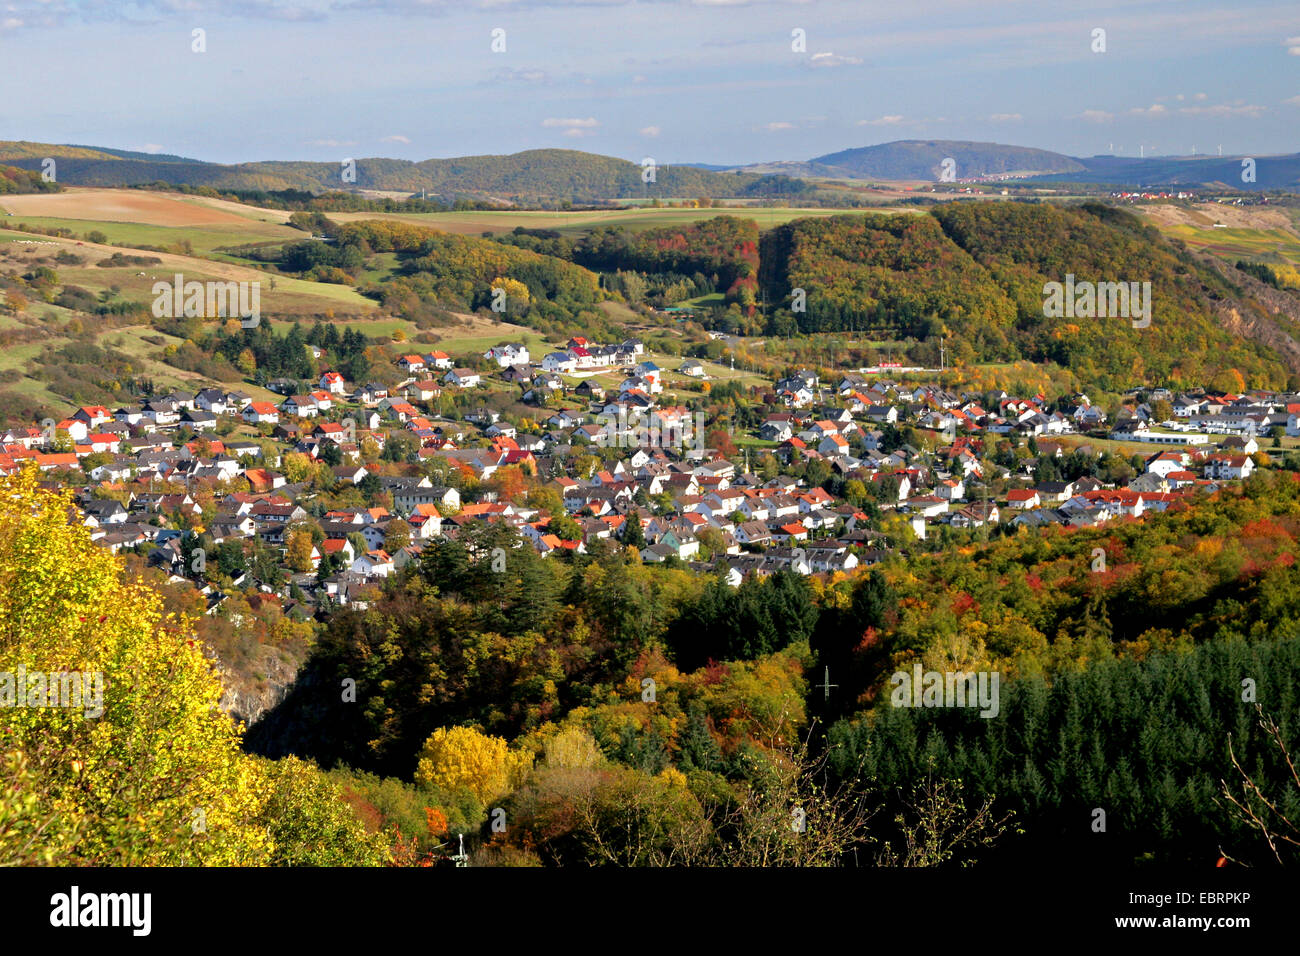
(0, 143, 809, 202)
(810, 140, 1085, 180)
(244, 474, 1300, 865)
(760, 203, 1296, 392)
(0, 164, 60, 195)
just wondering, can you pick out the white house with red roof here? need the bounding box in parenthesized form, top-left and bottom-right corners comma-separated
(242, 402, 280, 424)
(319, 371, 346, 394)
(1005, 488, 1041, 510)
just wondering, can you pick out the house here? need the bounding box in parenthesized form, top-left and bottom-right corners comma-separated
(934, 478, 965, 501)
(634, 362, 662, 389)
(1005, 489, 1041, 510)
(760, 419, 794, 442)
(81, 498, 128, 527)
(333, 464, 369, 485)
(733, 521, 772, 546)
(83, 433, 122, 454)
(1145, 451, 1189, 478)
(143, 401, 180, 426)
(1219, 435, 1260, 456)
(951, 501, 1000, 528)
(1204, 454, 1254, 481)
(817, 434, 850, 456)
(397, 354, 427, 374)
(321, 538, 357, 565)
(405, 380, 443, 402)
(542, 351, 578, 373)
(426, 351, 454, 370)
(444, 368, 481, 388)
(319, 371, 346, 395)
(680, 359, 707, 378)
(242, 402, 280, 425)
(502, 366, 533, 387)
(1035, 480, 1075, 503)
(351, 549, 395, 578)
(484, 343, 530, 367)
(194, 388, 228, 414)
(67, 406, 110, 430)
(114, 405, 148, 428)
(281, 395, 319, 418)
(181, 409, 217, 431)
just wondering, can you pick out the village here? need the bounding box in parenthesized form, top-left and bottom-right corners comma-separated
(0, 329, 1290, 619)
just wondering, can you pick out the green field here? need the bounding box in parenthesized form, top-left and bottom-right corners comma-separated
(678, 292, 724, 309)
(1, 227, 376, 315)
(0, 216, 298, 256)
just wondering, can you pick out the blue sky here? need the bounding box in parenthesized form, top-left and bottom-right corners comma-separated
(1, 0, 1296, 166)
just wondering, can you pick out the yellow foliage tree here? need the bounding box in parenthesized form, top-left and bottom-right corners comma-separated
(414, 726, 533, 804)
(0, 468, 389, 866)
(285, 527, 316, 573)
(542, 726, 603, 770)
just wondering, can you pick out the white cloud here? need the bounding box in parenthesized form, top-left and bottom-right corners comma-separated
(1287, 35, 1300, 54)
(857, 114, 905, 126)
(381, 134, 411, 144)
(808, 52, 863, 68)
(989, 112, 1022, 122)
(491, 68, 551, 84)
(1177, 103, 1266, 117)
(127, 144, 166, 154)
(762, 121, 796, 131)
(542, 117, 600, 129)
(639, 126, 661, 137)
(1079, 109, 1114, 123)
(1128, 103, 1167, 115)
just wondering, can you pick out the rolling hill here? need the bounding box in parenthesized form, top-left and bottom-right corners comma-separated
(758, 202, 1300, 392)
(1052, 153, 1300, 189)
(736, 141, 1300, 189)
(808, 140, 1086, 180)
(0, 143, 810, 203)
(5, 138, 1297, 198)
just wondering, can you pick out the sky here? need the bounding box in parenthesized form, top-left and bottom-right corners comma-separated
(0, 0, 1297, 167)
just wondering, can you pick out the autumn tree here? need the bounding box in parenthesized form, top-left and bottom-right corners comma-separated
(414, 726, 533, 805)
(384, 518, 412, 552)
(0, 467, 388, 866)
(285, 527, 315, 573)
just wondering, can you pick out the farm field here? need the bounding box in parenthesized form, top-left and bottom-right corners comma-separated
(0, 188, 302, 255)
(1137, 202, 1300, 267)
(0, 227, 376, 314)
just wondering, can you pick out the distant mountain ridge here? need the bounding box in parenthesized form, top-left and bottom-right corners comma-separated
(808, 140, 1086, 180)
(0, 142, 807, 202)
(1, 138, 1296, 197)
(723, 140, 1300, 189)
